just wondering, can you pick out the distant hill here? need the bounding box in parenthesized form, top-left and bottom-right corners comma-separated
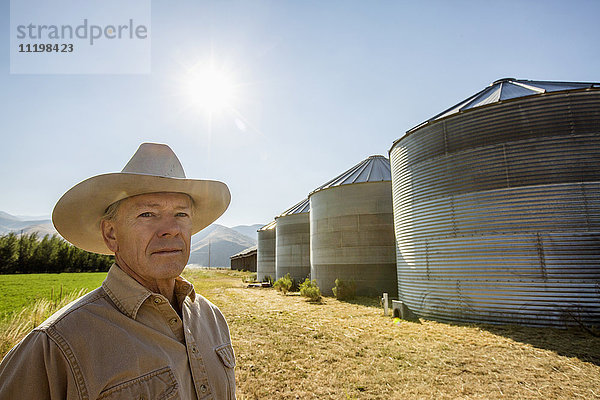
(18, 222, 58, 237)
(231, 224, 263, 242)
(0, 211, 20, 221)
(190, 224, 220, 245)
(0, 212, 56, 236)
(189, 224, 256, 268)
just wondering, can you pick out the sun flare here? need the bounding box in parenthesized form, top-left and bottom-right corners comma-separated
(184, 66, 237, 114)
(174, 58, 260, 137)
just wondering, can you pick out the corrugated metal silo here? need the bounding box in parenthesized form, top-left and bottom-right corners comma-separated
(275, 198, 310, 282)
(309, 156, 397, 297)
(389, 78, 600, 327)
(257, 221, 276, 282)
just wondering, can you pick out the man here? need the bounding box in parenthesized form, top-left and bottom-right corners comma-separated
(0, 143, 236, 400)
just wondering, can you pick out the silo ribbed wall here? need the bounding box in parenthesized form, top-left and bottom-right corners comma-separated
(275, 213, 311, 282)
(390, 90, 600, 327)
(310, 181, 397, 297)
(257, 228, 276, 282)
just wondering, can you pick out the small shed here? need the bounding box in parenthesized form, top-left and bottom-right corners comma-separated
(230, 245, 257, 272)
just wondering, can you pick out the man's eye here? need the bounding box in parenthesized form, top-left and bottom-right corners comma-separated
(139, 212, 153, 217)
(176, 212, 189, 217)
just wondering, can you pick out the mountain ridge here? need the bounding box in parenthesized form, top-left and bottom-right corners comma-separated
(230, 224, 262, 242)
(189, 224, 256, 267)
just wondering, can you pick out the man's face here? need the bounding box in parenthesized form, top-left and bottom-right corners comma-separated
(103, 192, 193, 283)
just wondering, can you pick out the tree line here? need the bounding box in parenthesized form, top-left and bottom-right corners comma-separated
(0, 232, 113, 274)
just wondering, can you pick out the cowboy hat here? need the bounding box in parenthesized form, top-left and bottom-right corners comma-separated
(52, 143, 231, 255)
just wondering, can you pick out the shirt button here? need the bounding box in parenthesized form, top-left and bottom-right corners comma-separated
(200, 384, 207, 393)
(153, 298, 161, 304)
(169, 318, 178, 325)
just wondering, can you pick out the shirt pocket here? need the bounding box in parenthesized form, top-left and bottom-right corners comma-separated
(98, 366, 180, 400)
(215, 343, 236, 399)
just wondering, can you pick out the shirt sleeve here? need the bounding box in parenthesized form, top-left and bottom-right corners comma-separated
(0, 329, 82, 400)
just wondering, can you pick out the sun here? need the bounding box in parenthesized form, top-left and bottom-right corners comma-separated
(174, 58, 258, 137)
(184, 65, 237, 115)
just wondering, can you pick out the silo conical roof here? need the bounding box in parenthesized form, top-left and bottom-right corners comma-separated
(258, 220, 276, 231)
(311, 155, 391, 195)
(408, 78, 600, 133)
(276, 198, 310, 218)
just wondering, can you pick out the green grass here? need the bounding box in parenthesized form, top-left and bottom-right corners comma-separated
(0, 272, 107, 318)
(0, 268, 251, 357)
(0, 268, 248, 319)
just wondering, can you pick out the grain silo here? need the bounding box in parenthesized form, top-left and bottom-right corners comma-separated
(275, 198, 311, 283)
(257, 221, 276, 282)
(390, 78, 600, 327)
(309, 155, 397, 297)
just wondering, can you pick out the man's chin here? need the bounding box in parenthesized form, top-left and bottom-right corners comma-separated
(162, 262, 187, 272)
(149, 259, 188, 278)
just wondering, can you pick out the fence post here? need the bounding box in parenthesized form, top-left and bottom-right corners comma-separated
(383, 293, 389, 316)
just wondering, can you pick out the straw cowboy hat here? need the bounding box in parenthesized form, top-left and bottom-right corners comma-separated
(52, 143, 231, 255)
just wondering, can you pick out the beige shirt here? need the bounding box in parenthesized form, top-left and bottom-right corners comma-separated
(0, 264, 236, 400)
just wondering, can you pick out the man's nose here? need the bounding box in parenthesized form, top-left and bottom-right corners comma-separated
(157, 216, 181, 237)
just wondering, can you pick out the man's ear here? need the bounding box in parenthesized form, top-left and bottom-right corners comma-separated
(101, 219, 119, 253)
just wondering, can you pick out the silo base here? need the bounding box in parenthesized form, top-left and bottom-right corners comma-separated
(312, 263, 398, 297)
(392, 300, 419, 322)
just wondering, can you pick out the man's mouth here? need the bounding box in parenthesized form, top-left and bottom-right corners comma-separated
(152, 248, 183, 255)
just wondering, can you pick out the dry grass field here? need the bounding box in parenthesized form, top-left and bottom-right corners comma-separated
(2, 269, 599, 399)
(185, 269, 600, 400)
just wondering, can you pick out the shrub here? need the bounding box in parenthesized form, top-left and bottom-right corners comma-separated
(332, 278, 356, 300)
(273, 273, 294, 294)
(299, 279, 321, 302)
(242, 272, 257, 283)
(263, 275, 274, 285)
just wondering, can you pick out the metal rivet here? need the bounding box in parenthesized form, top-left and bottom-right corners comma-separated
(192, 346, 198, 353)
(169, 318, 178, 325)
(154, 298, 161, 304)
(200, 384, 207, 393)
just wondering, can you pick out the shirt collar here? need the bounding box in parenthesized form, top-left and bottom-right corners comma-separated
(102, 264, 196, 319)
(175, 274, 196, 305)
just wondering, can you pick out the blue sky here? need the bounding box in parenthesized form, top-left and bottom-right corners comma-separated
(1, 0, 599, 227)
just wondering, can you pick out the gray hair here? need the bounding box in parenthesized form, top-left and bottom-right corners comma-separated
(101, 199, 124, 222)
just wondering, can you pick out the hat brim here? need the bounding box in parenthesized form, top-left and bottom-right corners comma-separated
(52, 173, 231, 255)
